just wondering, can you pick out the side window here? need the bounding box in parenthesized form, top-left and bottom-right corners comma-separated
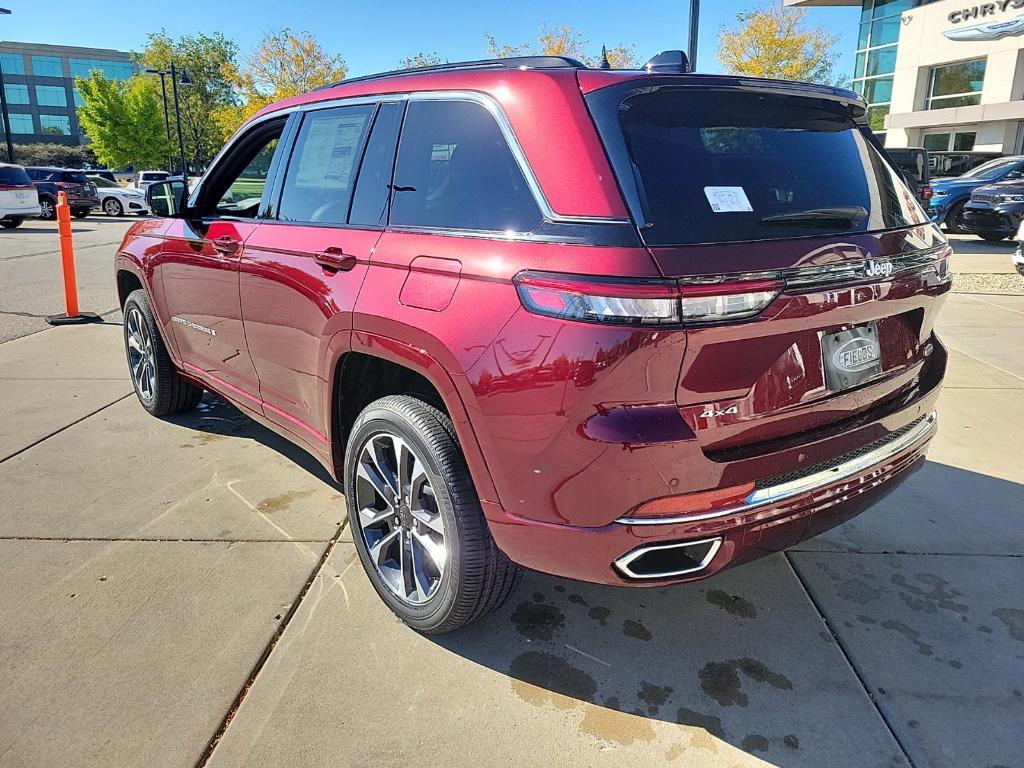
(277, 105, 374, 225)
(199, 118, 286, 219)
(218, 140, 279, 212)
(390, 100, 542, 233)
(349, 102, 403, 227)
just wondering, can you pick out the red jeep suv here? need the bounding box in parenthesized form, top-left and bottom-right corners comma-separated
(115, 54, 950, 632)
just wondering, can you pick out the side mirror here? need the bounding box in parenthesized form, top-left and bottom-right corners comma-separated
(148, 180, 187, 217)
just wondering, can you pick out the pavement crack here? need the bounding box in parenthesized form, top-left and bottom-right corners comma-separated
(193, 520, 347, 768)
(784, 552, 919, 768)
(0, 393, 133, 464)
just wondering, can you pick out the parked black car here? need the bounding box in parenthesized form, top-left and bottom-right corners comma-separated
(887, 147, 932, 204)
(961, 179, 1024, 242)
(930, 151, 1003, 179)
(23, 167, 100, 220)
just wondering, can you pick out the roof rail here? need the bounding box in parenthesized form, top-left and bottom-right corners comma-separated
(314, 56, 587, 91)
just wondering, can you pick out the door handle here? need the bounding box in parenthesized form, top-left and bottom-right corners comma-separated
(314, 247, 358, 273)
(212, 235, 240, 255)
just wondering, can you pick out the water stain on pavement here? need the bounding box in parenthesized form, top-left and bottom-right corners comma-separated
(675, 706, 725, 739)
(993, 608, 1024, 641)
(699, 658, 793, 707)
(637, 681, 674, 715)
(510, 601, 565, 641)
(814, 560, 883, 604)
(623, 619, 653, 641)
(741, 733, 769, 752)
(257, 489, 314, 514)
(588, 606, 610, 626)
(510, 651, 597, 706)
(579, 702, 657, 745)
(706, 589, 757, 619)
(880, 619, 934, 656)
(568, 593, 589, 607)
(892, 572, 969, 614)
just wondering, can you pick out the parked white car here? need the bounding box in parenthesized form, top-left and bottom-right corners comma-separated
(0, 163, 41, 228)
(88, 176, 150, 217)
(134, 170, 171, 191)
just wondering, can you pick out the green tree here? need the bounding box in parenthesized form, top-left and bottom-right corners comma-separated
(717, 2, 845, 85)
(400, 52, 442, 69)
(485, 25, 638, 69)
(136, 30, 240, 169)
(11, 143, 95, 168)
(75, 72, 170, 169)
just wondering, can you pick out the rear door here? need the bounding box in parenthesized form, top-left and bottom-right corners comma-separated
(240, 100, 401, 445)
(587, 83, 951, 454)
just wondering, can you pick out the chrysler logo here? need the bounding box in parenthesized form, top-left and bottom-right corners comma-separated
(864, 260, 894, 279)
(832, 338, 880, 373)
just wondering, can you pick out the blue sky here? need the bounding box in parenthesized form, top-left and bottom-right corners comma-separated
(1, 0, 861, 79)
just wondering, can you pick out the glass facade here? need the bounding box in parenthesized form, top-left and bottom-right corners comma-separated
(853, 0, 914, 139)
(35, 85, 68, 107)
(31, 55, 63, 78)
(926, 59, 986, 110)
(8, 113, 34, 134)
(39, 114, 71, 135)
(4, 83, 30, 104)
(69, 58, 134, 80)
(0, 52, 26, 75)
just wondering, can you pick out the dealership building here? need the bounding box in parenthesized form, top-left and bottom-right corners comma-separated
(788, 0, 1024, 155)
(0, 41, 137, 145)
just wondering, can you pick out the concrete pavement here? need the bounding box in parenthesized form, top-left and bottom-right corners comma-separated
(0, 234, 1022, 767)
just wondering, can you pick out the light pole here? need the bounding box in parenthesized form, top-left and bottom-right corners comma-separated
(169, 62, 190, 188)
(0, 8, 15, 163)
(688, 0, 701, 71)
(144, 68, 172, 171)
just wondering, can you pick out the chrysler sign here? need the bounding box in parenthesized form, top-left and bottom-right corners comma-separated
(945, 1, 1024, 41)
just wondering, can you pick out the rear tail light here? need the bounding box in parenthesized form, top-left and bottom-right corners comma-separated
(514, 271, 782, 326)
(0, 184, 31, 191)
(922, 186, 934, 202)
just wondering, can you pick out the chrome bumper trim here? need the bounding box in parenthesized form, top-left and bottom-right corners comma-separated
(613, 537, 723, 580)
(616, 411, 937, 527)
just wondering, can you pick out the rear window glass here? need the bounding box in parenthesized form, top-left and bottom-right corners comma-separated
(612, 89, 927, 245)
(58, 171, 89, 184)
(0, 166, 31, 185)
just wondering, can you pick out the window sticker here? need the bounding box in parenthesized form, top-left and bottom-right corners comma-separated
(704, 186, 754, 213)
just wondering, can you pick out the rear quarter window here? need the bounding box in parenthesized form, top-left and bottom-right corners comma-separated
(600, 88, 927, 245)
(0, 166, 31, 185)
(58, 171, 89, 184)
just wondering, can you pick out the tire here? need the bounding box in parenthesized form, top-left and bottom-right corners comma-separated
(123, 289, 203, 417)
(103, 197, 123, 216)
(38, 197, 56, 220)
(980, 233, 1009, 242)
(944, 200, 967, 234)
(71, 208, 90, 219)
(0, 218, 22, 229)
(345, 395, 521, 634)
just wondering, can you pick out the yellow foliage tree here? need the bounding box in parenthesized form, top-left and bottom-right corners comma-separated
(400, 52, 443, 69)
(485, 25, 638, 69)
(223, 28, 347, 133)
(717, 2, 845, 85)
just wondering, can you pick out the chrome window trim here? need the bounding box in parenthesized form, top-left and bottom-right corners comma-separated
(613, 537, 723, 580)
(191, 90, 630, 226)
(616, 411, 937, 526)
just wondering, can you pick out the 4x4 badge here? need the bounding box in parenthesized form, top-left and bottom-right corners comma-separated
(864, 260, 894, 278)
(700, 405, 739, 418)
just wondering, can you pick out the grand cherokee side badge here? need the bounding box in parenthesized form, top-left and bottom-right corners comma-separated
(172, 316, 217, 337)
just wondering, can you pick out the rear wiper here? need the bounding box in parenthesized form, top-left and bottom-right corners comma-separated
(759, 206, 869, 227)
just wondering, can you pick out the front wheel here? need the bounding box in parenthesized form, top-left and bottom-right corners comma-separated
(345, 395, 521, 634)
(123, 289, 203, 416)
(103, 197, 123, 216)
(71, 208, 90, 219)
(0, 218, 22, 229)
(944, 200, 967, 234)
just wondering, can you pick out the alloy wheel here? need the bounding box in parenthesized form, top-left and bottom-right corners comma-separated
(104, 198, 122, 216)
(354, 432, 447, 605)
(125, 306, 156, 402)
(40, 199, 55, 219)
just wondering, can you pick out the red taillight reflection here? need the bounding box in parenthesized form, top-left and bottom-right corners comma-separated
(633, 482, 756, 518)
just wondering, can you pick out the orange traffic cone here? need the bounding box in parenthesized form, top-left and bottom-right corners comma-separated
(45, 191, 102, 326)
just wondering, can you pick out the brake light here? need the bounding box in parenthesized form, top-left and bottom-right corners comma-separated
(922, 185, 934, 202)
(0, 184, 30, 191)
(513, 272, 782, 326)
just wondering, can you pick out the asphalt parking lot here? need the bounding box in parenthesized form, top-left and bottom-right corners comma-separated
(1, 218, 1022, 767)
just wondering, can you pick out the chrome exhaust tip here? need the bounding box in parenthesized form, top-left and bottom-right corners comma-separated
(613, 537, 722, 580)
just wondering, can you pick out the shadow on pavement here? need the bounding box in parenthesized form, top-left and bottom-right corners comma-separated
(164, 391, 341, 489)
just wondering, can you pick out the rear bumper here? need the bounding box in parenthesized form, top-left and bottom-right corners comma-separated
(0, 203, 41, 219)
(487, 407, 937, 586)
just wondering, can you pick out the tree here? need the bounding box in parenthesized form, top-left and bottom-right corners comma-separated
(717, 2, 845, 86)
(485, 25, 638, 69)
(75, 72, 170, 170)
(137, 31, 240, 170)
(400, 52, 442, 69)
(223, 28, 347, 131)
(11, 143, 95, 168)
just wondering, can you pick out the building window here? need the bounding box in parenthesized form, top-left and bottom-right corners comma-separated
(853, 0, 911, 139)
(922, 131, 977, 152)
(3, 83, 29, 105)
(926, 59, 986, 110)
(39, 114, 71, 136)
(31, 55, 63, 78)
(69, 58, 134, 80)
(8, 113, 34, 134)
(0, 52, 26, 75)
(35, 85, 68, 107)
(73, 88, 85, 108)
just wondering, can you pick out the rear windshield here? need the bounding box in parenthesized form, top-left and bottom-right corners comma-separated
(58, 171, 90, 184)
(609, 89, 927, 246)
(0, 166, 31, 185)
